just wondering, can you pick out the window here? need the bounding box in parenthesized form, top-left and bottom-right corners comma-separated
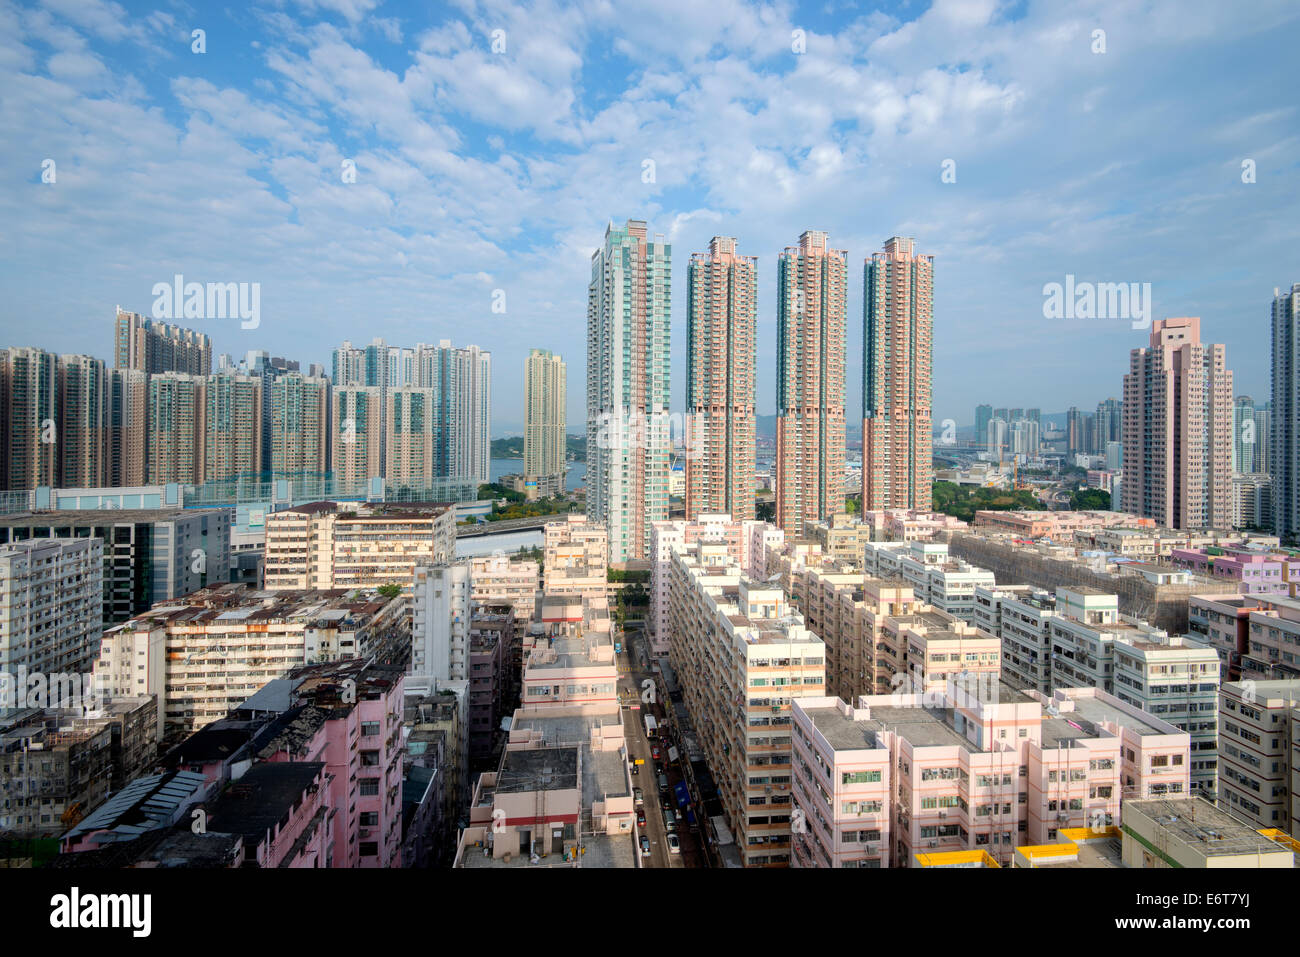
(359, 780, 380, 796)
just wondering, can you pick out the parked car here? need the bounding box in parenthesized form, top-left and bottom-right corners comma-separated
(640, 836, 651, 856)
(636, 809, 646, 827)
(667, 834, 681, 855)
(650, 744, 661, 760)
(663, 809, 677, 832)
(633, 787, 644, 806)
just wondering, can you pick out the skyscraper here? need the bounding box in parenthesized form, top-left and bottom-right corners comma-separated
(975, 404, 993, 444)
(1233, 395, 1264, 475)
(56, 354, 108, 489)
(203, 372, 263, 483)
(1121, 317, 1232, 529)
(1094, 398, 1122, 452)
(524, 348, 567, 498)
(686, 236, 757, 521)
(862, 236, 933, 511)
(270, 373, 330, 478)
(775, 229, 846, 536)
(332, 340, 366, 386)
(114, 308, 211, 376)
(1273, 283, 1300, 540)
(0, 348, 58, 491)
(332, 386, 383, 495)
(587, 219, 671, 562)
(148, 372, 205, 485)
(385, 387, 440, 492)
(411, 341, 491, 485)
(108, 368, 148, 487)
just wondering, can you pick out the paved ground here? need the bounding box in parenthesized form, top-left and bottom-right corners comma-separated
(618, 624, 706, 869)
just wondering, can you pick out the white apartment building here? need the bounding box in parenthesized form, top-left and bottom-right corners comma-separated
(264, 501, 455, 590)
(0, 537, 102, 676)
(1218, 679, 1300, 836)
(411, 563, 471, 684)
(96, 584, 409, 737)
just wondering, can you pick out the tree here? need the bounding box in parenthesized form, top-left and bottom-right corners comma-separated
(377, 583, 402, 599)
(1070, 487, 1111, 510)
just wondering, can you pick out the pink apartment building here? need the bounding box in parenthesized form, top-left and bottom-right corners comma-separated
(775, 230, 847, 537)
(1171, 546, 1300, 595)
(791, 683, 1191, 868)
(258, 660, 407, 868)
(203, 761, 333, 868)
(1121, 317, 1233, 529)
(685, 237, 757, 522)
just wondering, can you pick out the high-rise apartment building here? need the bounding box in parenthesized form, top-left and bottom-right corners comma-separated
(862, 237, 933, 512)
(203, 372, 263, 483)
(332, 386, 383, 495)
(524, 348, 567, 497)
(270, 373, 330, 477)
(332, 339, 366, 386)
(147, 372, 205, 485)
(1272, 283, 1300, 541)
(385, 387, 439, 493)
(113, 308, 211, 376)
(1122, 317, 1232, 528)
(1233, 395, 1270, 476)
(1094, 398, 1123, 453)
(686, 236, 757, 521)
(108, 368, 148, 487)
(586, 219, 671, 562)
(975, 404, 993, 445)
(55, 354, 108, 488)
(0, 347, 58, 491)
(775, 230, 847, 536)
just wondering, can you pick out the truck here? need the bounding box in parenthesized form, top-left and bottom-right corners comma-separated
(674, 781, 689, 809)
(644, 714, 657, 739)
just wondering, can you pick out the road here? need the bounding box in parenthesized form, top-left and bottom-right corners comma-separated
(617, 624, 707, 869)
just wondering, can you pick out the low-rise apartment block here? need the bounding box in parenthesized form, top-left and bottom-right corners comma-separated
(95, 584, 409, 740)
(791, 683, 1192, 868)
(542, 514, 609, 601)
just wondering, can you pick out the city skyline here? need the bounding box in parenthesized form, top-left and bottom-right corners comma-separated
(3, 2, 1297, 434)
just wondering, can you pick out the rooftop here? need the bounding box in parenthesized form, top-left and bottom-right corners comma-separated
(1126, 797, 1293, 859)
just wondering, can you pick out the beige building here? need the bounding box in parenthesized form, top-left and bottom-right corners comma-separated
(264, 501, 455, 590)
(542, 515, 609, 600)
(114, 308, 211, 376)
(668, 542, 826, 866)
(1121, 797, 1294, 868)
(1218, 679, 1299, 836)
(524, 349, 566, 496)
(810, 513, 874, 566)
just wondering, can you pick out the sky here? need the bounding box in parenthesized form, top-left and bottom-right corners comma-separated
(2, 0, 1298, 436)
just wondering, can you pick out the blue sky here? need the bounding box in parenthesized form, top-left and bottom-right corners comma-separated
(2, 0, 1298, 435)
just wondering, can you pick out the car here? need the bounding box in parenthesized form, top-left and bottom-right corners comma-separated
(629, 761, 638, 775)
(633, 788, 644, 806)
(660, 794, 673, 810)
(667, 834, 681, 855)
(640, 836, 651, 857)
(636, 809, 646, 827)
(650, 744, 661, 760)
(663, 809, 677, 832)
(654, 762, 665, 777)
